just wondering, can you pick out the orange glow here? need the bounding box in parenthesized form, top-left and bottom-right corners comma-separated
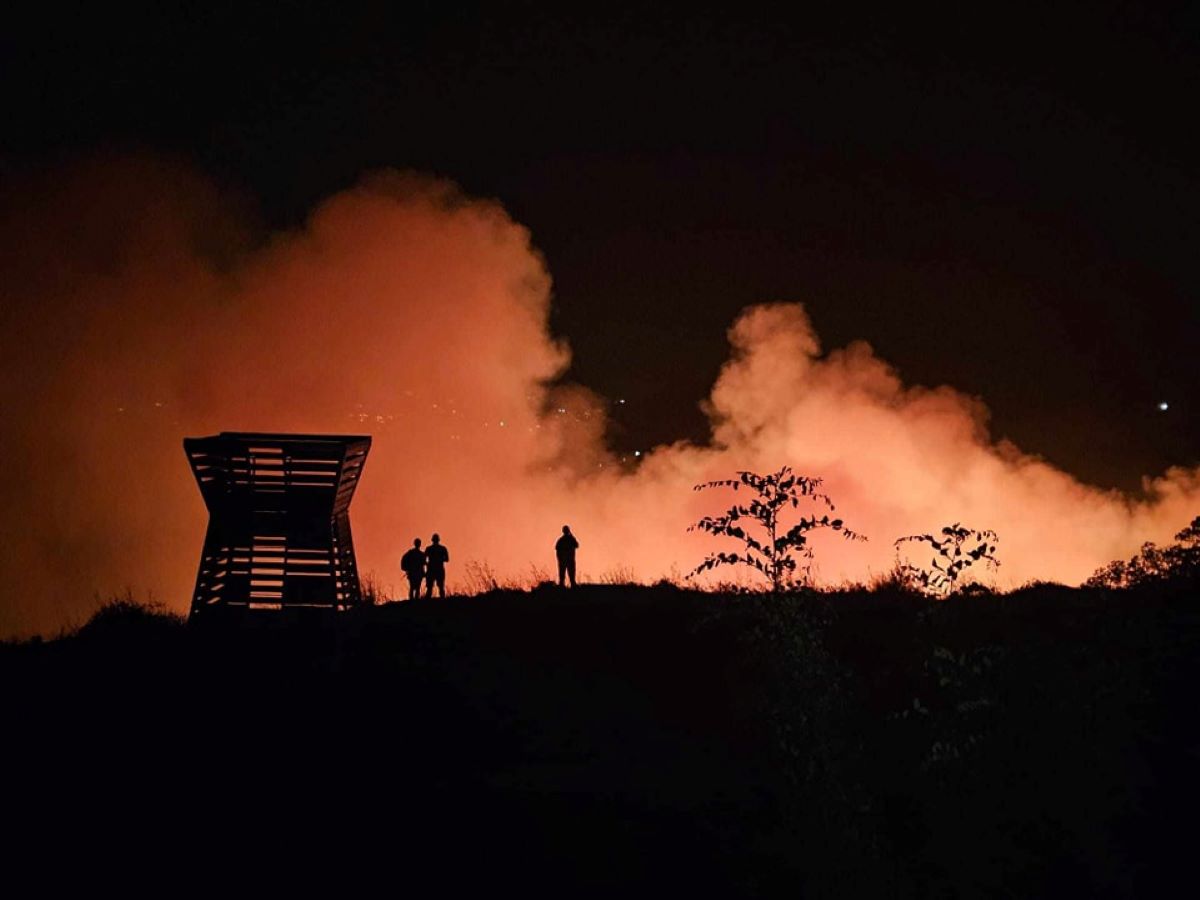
(1, 156, 1197, 637)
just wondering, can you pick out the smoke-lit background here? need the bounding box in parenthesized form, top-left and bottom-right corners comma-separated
(1, 155, 1196, 637)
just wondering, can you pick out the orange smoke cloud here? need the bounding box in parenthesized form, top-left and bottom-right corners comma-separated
(1, 156, 1196, 636)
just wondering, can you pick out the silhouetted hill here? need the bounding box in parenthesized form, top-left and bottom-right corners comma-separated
(5, 582, 1198, 896)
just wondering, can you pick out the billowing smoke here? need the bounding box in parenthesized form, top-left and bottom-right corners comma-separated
(2, 156, 1196, 636)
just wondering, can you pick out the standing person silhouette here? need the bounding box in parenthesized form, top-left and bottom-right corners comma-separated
(424, 533, 450, 598)
(400, 538, 425, 601)
(555, 525, 579, 588)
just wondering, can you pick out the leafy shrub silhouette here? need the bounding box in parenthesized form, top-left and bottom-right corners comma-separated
(689, 467, 864, 591)
(894, 523, 1000, 596)
(1085, 515, 1200, 588)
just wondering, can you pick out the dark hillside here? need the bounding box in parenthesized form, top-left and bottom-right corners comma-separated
(5, 583, 1198, 896)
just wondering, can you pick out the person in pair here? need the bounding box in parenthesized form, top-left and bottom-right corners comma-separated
(424, 533, 450, 598)
(400, 538, 425, 600)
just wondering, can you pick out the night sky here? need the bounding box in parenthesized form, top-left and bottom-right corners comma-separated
(4, 3, 1196, 491)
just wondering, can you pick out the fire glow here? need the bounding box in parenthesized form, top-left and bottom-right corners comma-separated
(1, 156, 1197, 637)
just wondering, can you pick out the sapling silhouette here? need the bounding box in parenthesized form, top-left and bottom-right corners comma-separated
(689, 467, 864, 591)
(894, 523, 999, 595)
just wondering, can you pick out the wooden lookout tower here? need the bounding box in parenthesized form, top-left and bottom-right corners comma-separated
(184, 432, 371, 619)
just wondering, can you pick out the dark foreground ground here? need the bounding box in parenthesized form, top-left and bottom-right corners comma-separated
(4, 582, 1199, 896)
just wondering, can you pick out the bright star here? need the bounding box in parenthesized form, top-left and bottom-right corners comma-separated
(1158, 401, 1169, 412)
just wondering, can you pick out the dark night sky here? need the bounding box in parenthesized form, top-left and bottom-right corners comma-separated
(3, 2, 1196, 491)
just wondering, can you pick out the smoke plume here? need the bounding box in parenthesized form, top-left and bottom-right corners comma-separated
(2, 156, 1196, 636)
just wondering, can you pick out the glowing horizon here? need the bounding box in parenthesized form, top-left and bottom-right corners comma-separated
(1, 156, 1197, 637)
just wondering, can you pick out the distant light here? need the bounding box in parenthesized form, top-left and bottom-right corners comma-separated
(633, 450, 642, 457)
(617, 398, 626, 405)
(499, 420, 506, 427)
(1158, 401, 1170, 412)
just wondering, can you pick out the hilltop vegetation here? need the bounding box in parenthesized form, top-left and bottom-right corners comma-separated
(4, 578, 1198, 896)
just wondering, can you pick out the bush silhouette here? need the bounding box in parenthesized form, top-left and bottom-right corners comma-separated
(1085, 515, 1200, 588)
(689, 467, 864, 591)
